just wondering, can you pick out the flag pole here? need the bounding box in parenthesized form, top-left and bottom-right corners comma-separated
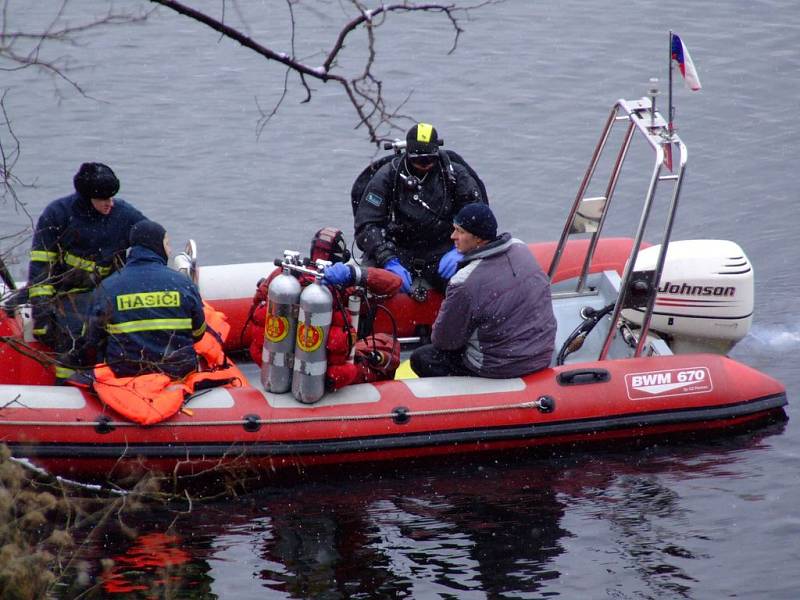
(668, 30, 674, 136)
(663, 30, 675, 172)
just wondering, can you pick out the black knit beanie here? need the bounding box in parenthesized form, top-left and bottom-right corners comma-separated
(129, 220, 168, 261)
(453, 203, 498, 241)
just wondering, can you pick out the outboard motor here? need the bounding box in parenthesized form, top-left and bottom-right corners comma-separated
(261, 251, 302, 393)
(623, 240, 754, 354)
(292, 278, 333, 404)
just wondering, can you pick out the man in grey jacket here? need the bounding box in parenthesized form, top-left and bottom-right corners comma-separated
(410, 203, 556, 378)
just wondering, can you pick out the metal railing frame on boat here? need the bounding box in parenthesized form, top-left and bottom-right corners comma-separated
(547, 95, 688, 360)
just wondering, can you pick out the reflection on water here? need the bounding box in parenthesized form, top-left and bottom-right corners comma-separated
(585, 474, 697, 598)
(99, 533, 199, 596)
(197, 463, 570, 599)
(61, 423, 786, 599)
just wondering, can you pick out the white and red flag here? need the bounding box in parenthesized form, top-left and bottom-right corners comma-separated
(671, 33, 702, 91)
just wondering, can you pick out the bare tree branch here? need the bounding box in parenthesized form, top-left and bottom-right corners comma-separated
(149, 0, 496, 144)
(0, 2, 152, 98)
(0, 1, 154, 269)
(0, 91, 23, 206)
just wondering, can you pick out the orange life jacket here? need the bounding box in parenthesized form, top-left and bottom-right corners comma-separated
(93, 365, 187, 425)
(93, 361, 247, 425)
(195, 302, 231, 367)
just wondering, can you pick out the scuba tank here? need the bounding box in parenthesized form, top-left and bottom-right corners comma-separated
(292, 278, 333, 404)
(260, 252, 302, 393)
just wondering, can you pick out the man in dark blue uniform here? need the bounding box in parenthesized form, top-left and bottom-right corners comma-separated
(354, 123, 486, 296)
(83, 220, 207, 378)
(26, 163, 146, 378)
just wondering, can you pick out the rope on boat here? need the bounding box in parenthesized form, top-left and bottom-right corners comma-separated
(0, 400, 541, 428)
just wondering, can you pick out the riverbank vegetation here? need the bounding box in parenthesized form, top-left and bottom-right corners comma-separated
(0, 443, 176, 599)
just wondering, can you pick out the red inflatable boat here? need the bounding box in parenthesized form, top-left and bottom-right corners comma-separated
(0, 96, 787, 485)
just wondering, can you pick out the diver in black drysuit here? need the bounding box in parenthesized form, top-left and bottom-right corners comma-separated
(354, 123, 486, 295)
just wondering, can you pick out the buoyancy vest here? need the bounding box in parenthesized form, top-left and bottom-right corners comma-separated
(247, 268, 350, 367)
(326, 333, 401, 390)
(246, 268, 401, 390)
(247, 266, 401, 367)
(92, 303, 246, 425)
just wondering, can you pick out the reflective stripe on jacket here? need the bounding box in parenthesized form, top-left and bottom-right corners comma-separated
(27, 192, 146, 302)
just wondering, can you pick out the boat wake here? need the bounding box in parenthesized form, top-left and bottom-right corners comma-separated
(740, 325, 800, 352)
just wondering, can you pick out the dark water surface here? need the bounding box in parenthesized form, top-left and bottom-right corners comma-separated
(3, 1, 799, 598)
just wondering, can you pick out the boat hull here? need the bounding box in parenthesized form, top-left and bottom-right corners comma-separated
(1, 353, 786, 483)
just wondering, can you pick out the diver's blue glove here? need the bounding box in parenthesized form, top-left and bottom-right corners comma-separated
(437, 247, 463, 279)
(383, 258, 413, 293)
(322, 262, 353, 286)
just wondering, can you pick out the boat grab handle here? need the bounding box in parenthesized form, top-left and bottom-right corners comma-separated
(557, 368, 610, 386)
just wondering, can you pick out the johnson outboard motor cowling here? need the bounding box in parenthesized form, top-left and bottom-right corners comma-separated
(622, 240, 754, 355)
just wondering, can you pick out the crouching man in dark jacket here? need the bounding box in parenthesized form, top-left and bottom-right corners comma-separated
(410, 204, 556, 378)
(82, 220, 207, 378)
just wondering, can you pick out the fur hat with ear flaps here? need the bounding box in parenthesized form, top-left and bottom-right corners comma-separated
(73, 162, 120, 200)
